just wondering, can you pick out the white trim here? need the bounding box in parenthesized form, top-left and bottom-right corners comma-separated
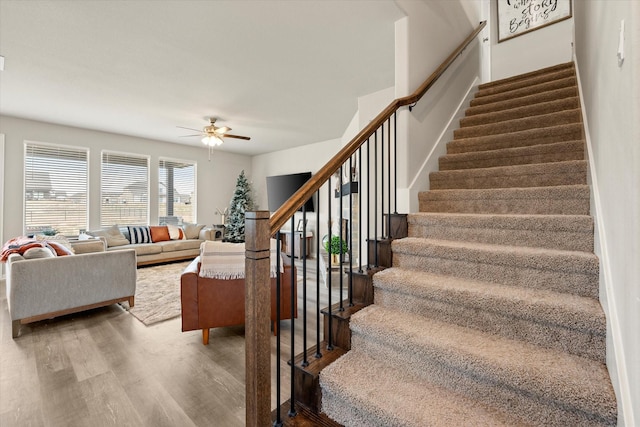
(574, 58, 634, 426)
(0, 134, 4, 280)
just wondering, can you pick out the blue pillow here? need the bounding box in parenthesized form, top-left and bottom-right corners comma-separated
(128, 226, 151, 244)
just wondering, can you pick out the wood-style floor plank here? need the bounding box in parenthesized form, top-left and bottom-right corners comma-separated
(0, 259, 347, 426)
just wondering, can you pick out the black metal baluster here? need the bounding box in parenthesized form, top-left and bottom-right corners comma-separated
(288, 217, 297, 418)
(374, 129, 379, 267)
(315, 191, 322, 358)
(358, 147, 363, 274)
(301, 205, 308, 367)
(274, 231, 282, 427)
(381, 122, 385, 238)
(394, 112, 398, 214)
(366, 137, 371, 270)
(348, 155, 354, 306)
(327, 178, 333, 350)
(387, 117, 392, 236)
(339, 165, 344, 312)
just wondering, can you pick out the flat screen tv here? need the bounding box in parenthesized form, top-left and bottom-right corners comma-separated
(266, 172, 314, 212)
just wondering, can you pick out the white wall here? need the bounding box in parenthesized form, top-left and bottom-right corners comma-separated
(0, 115, 252, 240)
(490, 1, 574, 80)
(394, 0, 484, 212)
(574, 1, 640, 424)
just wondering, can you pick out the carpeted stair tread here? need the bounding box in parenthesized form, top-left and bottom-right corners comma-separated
(430, 160, 587, 190)
(419, 184, 590, 215)
(320, 350, 523, 427)
(407, 212, 593, 252)
(465, 86, 578, 117)
(470, 76, 577, 107)
(446, 122, 583, 154)
(477, 62, 574, 91)
(439, 140, 585, 171)
(372, 268, 605, 360)
(348, 306, 617, 425)
(391, 237, 598, 298)
(454, 109, 581, 139)
(475, 67, 575, 98)
(460, 97, 580, 128)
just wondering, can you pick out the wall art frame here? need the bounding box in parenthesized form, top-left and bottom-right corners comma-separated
(497, 0, 572, 43)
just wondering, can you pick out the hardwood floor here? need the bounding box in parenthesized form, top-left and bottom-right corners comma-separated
(0, 258, 346, 426)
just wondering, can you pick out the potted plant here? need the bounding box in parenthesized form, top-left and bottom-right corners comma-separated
(323, 235, 348, 264)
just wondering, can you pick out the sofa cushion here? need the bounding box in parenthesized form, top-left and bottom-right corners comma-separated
(23, 247, 55, 259)
(150, 226, 170, 243)
(183, 223, 205, 240)
(128, 226, 151, 244)
(88, 225, 130, 247)
(35, 234, 75, 254)
(47, 241, 75, 256)
(157, 239, 202, 252)
(108, 243, 161, 256)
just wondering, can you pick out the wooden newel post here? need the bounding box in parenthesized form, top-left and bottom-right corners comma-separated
(245, 211, 272, 426)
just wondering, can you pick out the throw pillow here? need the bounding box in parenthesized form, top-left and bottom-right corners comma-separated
(47, 241, 74, 256)
(88, 225, 130, 247)
(128, 226, 151, 244)
(35, 234, 75, 254)
(167, 224, 183, 240)
(149, 226, 170, 243)
(23, 247, 55, 259)
(183, 223, 205, 240)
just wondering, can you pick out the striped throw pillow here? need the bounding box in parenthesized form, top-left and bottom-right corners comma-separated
(128, 226, 151, 244)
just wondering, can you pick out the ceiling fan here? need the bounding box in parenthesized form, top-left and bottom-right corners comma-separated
(177, 117, 251, 147)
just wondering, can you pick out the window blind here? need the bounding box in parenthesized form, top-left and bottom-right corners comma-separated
(24, 142, 88, 235)
(101, 151, 149, 227)
(158, 159, 196, 225)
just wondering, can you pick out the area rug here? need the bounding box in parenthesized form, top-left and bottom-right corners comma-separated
(122, 260, 191, 326)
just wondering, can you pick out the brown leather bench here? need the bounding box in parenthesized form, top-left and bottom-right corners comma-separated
(180, 255, 297, 344)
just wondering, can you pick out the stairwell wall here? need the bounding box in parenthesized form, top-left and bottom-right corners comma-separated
(394, 0, 484, 213)
(574, 1, 640, 425)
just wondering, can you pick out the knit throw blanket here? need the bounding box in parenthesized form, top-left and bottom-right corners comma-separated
(199, 240, 282, 279)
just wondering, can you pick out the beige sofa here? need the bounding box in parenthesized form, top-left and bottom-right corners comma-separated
(82, 224, 214, 266)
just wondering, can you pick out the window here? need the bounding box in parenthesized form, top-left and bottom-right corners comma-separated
(158, 159, 196, 225)
(24, 142, 88, 235)
(101, 151, 149, 227)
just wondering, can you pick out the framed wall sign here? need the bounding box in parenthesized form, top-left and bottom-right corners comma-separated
(498, 0, 572, 43)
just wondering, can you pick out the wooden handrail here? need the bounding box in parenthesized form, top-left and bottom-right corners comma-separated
(269, 20, 486, 235)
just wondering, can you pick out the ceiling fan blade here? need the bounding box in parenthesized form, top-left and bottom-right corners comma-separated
(176, 126, 203, 133)
(224, 134, 251, 140)
(179, 134, 203, 137)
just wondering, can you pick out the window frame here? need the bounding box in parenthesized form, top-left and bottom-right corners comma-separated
(158, 157, 197, 225)
(100, 150, 150, 227)
(23, 140, 89, 236)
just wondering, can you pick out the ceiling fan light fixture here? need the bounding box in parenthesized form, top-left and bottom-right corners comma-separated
(202, 134, 223, 146)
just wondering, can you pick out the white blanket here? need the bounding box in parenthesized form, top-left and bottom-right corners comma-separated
(199, 240, 282, 279)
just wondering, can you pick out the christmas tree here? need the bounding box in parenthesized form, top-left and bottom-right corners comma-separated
(224, 170, 255, 243)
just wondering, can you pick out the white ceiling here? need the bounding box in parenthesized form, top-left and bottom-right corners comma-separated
(0, 0, 405, 156)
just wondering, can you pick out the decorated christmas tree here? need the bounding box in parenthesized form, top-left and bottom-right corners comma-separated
(224, 170, 255, 243)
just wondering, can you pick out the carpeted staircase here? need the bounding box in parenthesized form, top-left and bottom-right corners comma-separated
(319, 62, 617, 426)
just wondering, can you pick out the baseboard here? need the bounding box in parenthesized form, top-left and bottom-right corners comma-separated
(574, 58, 635, 427)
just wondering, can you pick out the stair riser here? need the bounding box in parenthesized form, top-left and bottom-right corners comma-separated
(454, 110, 581, 140)
(408, 223, 593, 252)
(470, 77, 577, 107)
(460, 97, 579, 128)
(430, 164, 587, 190)
(466, 87, 578, 117)
(373, 287, 605, 361)
(477, 64, 574, 95)
(349, 334, 615, 427)
(419, 195, 590, 215)
(392, 252, 598, 298)
(439, 141, 585, 171)
(447, 123, 583, 154)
